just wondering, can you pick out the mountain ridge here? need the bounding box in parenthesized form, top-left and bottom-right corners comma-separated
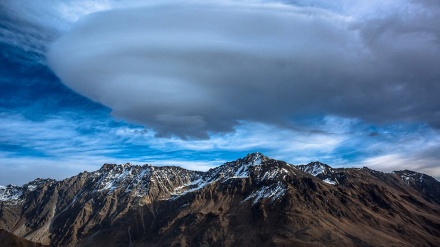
(1, 153, 440, 246)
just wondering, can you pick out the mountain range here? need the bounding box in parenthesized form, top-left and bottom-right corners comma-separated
(1, 153, 440, 246)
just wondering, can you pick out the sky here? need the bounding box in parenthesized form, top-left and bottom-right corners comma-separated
(1, 0, 439, 185)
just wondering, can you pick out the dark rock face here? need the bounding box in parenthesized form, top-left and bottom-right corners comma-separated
(0, 229, 47, 247)
(1, 153, 440, 247)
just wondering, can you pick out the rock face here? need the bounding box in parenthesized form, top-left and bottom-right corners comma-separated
(0, 229, 47, 247)
(1, 153, 440, 247)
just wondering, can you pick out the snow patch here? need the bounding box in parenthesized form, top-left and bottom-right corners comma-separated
(95, 165, 152, 195)
(323, 178, 336, 185)
(398, 171, 417, 185)
(306, 164, 325, 176)
(242, 182, 286, 205)
(27, 185, 37, 191)
(171, 178, 208, 198)
(0, 185, 23, 203)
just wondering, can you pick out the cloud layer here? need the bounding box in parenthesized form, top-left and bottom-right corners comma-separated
(2, 112, 440, 185)
(46, 1, 440, 139)
(2, 0, 440, 185)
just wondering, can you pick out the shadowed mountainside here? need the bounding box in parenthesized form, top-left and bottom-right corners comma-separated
(0, 229, 47, 247)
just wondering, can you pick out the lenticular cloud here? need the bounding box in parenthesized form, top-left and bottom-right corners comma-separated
(47, 1, 440, 139)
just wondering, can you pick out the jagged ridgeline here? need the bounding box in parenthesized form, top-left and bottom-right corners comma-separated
(1, 153, 440, 247)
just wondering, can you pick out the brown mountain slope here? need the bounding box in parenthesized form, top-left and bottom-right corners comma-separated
(1, 153, 440, 247)
(1, 165, 201, 246)
(0, 229, 47, 247)
(78, 163, 440, 247)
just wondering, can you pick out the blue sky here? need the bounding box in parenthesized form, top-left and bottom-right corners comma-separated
(1, 0, 440, 185)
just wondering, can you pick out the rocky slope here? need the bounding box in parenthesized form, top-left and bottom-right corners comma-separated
(0, 229, 47, 247)
(0, 163, 202, 246)
(1, 153, 440, 246)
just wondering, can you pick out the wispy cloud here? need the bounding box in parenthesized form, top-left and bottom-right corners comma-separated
(1, 111, 440, 184)
(358, 128, 440, 179)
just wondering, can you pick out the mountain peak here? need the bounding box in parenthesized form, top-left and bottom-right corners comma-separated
(241, 152, 266, 164)
(100, 162, 138, 170)
(297, 161, 333, 176)
(200, 152, 294, 187)
(2, 155, 440, 246)
(296, 161, 338, 185)
(100, 163, 117, 170)
(0, 184, 22, 202)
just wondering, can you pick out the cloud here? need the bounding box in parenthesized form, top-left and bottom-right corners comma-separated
(0, 0, 120, 65)
(46, 1, 440, 139)
(0, 155, 105, 186)
(2, 111, 440, 185)
(361, 151, 440, 180)
(2, 0, 440, 183)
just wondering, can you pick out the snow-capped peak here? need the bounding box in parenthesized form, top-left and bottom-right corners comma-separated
(392, 170, 427, 185)
(297, 161, 333, 176)
(202, 152, 273, 182)
(246, 152, 264, 164)
(0, 178, 57, 203)
(0, 184, 23, 202)
(90, 163, 202, 198)
(297, 162, 338, 185)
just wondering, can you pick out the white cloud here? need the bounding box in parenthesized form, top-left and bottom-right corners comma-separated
(356, 128, 440, 179)
(2, 0, 440, 183)
(360, 153, 440, 180)
(2, 112, 440, 184)
(46, 0, 440, 139)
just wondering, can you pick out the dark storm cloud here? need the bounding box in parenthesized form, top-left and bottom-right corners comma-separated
(45, 1, 440, 139)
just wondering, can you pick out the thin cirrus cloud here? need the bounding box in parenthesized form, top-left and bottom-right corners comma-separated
(0, 113, 219, 184)
(0, 112, 338, 184)
(2, 112, 440, 185)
